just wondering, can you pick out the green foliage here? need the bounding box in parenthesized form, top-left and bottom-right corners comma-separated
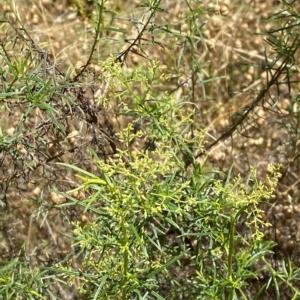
(0, 255, 56, 299)
(1, 0, 300, 299)
(54, 60, 281, 299)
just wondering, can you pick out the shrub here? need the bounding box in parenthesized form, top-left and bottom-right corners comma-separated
(1, 0, 300, 299)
